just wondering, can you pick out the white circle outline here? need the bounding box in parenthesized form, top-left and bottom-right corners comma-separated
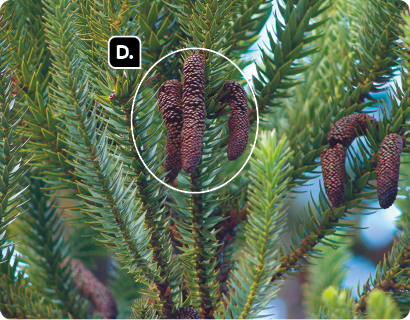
(131, 47, 259, 194)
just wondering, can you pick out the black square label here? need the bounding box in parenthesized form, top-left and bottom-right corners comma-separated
(108, 36, 141, 69)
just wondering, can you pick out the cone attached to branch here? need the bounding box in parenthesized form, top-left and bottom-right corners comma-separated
(64, 258, 118, 319)
(377, 133, 405, 209)
(321, 143, 347, 207)
(220, 81, 250, 161)
(328, 113, 378, 148)
(158, 79, 183, 183)
(176, 306, 201, 319)
(181, 51, 206, 174)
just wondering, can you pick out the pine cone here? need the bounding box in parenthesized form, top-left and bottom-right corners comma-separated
(377, 133, 404, 209)
(158, 79, 183, 183)
(320, 144, 347, 207)
(181, 51, 206, 174)
(176, 306, 201, 319)
(328, 113, 378, 148)
(65, 258, 118, 319)
(220, 81, 250, 161)
(356, 113, 379, 133)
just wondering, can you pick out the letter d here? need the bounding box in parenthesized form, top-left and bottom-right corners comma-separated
(117, 45, 129, 59)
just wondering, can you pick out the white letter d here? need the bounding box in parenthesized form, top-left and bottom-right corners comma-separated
(117, 45, 129, 59)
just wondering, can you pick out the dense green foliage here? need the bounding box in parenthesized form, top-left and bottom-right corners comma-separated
(0, 0, 410, 319)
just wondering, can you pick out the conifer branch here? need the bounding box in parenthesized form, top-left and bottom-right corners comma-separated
(287, 0, 406, 188)
(136, 0, 180, 77)
(0, 8, 31, 253)
(182, 168, 219, 319)
(281, 0, 354, 143)
(65, 2, 186, 317)
(273, 116, 409, 286)
(132, 298, 158, 319)
(42, 0, 154, 288)
(5, 0, 80, 197)
(250, 0, 329, 124)
(1, 246, 64, 318)
(0, 275, 64, 318)
(108, 263, 147, 319)
(224, 0, 272, 58)
(353, 228, 410, 316)
(215, 205, 248, 242)
(7, 0, 56, 153)
(76, 4, 184, 316)
(15, 178, 87, 318)
(218, 130, 292, 318)
(303, 234, 351, 316)
(264, 1, 409, 287)
(396, 10, 410, 230)
(166, 67, 231, 319)
(347, 0, 405, 97)
(160, 2, 241, 314)
(270, 77, 409, 285)
(363, 289, 402, 319)
(316, 286, 356, 319)
(170, 0, 236, 50)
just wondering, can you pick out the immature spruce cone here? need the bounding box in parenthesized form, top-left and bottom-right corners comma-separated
(176, 306, 201, 319)
(328, 113, 378, 148)
(181, 51, 206, 173)
(220, 81, 250, 161)
(377, 133, 404, 209)
(65, 258, 118, 319)
(320, 143, 347, 207)
(158, 79, 183, 183)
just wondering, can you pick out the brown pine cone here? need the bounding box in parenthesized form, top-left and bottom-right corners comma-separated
(158, 79, 183, 183)
(356, 113, 379, 133)
(328, 113, 378, 148)
(65, 258, 117, 319)
(181, 51, 206, 174)
(220, 81, 250, 161)
(320, 144, 347, 207)
(377, 133, 404, 209)
(176, 306, 201, 319)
